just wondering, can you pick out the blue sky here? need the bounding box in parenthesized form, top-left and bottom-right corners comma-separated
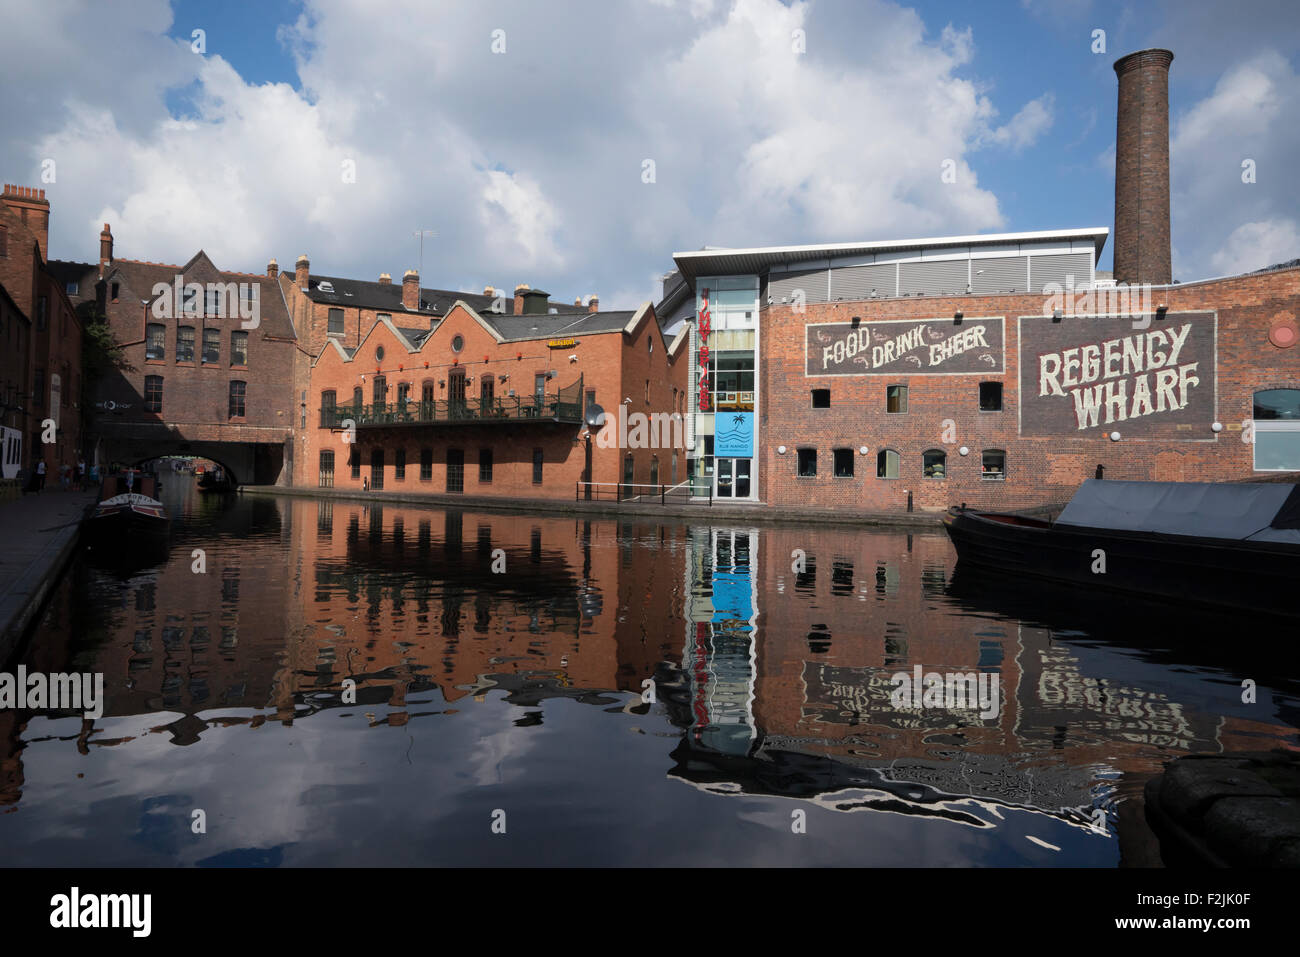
(3, 0, 1297, 306)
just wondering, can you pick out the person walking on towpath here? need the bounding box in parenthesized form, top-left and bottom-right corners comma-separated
(35, 459, 46, 493)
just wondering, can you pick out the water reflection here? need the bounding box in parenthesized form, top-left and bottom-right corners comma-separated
(0, 483, 1295, 866)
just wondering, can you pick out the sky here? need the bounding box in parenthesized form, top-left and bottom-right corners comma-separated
(2, 0, 1297, 309)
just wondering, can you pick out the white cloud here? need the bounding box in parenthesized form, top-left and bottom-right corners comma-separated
(4, 0, 1085, 307)
(1209, 219, 1300, 276)
(1171, 50, 1300, 278)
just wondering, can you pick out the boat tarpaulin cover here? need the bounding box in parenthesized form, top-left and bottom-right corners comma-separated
(1056, 480, 1300, 543)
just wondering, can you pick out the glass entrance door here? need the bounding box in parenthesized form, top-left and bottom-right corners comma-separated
(714, 458, 751, 499)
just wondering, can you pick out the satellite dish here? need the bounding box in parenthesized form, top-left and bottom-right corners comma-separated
(584, 403, 605, 428)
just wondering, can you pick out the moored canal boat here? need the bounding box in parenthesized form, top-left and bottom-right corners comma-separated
(942, 479, 1300, 618)
(87, 469, 170, 546)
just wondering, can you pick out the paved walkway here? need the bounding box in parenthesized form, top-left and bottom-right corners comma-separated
(0, 489, 97, 660)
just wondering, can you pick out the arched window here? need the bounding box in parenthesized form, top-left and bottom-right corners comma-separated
(922, 449, 946, 479)
(1253, 389, 1300, 471)
(876, 448, 900, 479)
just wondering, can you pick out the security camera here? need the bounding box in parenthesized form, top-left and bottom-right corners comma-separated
(623, 397, 632, 404)
(568, 354, 578, 362)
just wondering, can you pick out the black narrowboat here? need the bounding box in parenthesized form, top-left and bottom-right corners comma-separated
(942, 479, 1300, 619)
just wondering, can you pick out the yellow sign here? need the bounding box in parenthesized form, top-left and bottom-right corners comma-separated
(547, 338, 577, 349)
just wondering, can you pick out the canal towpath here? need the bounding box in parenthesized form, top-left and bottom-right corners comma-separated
(0, 489, 97, 662)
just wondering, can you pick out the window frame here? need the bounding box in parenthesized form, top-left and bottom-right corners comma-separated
(981, 448, 1006, 481)
(797, 447, 817, 478)
(144, 374, 163, 414)
(979, 381, 1003, 412)
(886, 384, 908, 414)
(833, 447, 854, 478)
(231, 330, 248, 366)
(811, 389, 830, 409)
(922, 448, 947, 480)
(228, 379, 247, 419)
(876, 448, 900, 480)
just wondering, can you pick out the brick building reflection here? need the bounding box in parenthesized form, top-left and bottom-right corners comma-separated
(2, 503, 1291, 837)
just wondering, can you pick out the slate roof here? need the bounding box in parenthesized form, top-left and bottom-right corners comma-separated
(478, 310, 637, 342)
(305, 274, 588, 318)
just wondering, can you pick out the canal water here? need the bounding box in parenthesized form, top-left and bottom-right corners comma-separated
(2, 479, 1296, 866)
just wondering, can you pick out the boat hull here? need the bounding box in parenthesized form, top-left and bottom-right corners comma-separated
(942, 507, 1300, 619)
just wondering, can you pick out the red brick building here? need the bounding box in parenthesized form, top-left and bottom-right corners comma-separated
(0, 184, 84, 481)
(301, 298, 688, 496)
(667, 49, 1300, 513)
(53, 235, 298, 484)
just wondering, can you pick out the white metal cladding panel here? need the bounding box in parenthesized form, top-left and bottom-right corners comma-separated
(769, 269, 829, 304)
(899, 259, 971, 297)
(1028, 252, 1094, 292)
(829, 263, 898, 300)
(970, 256, 1029, 294)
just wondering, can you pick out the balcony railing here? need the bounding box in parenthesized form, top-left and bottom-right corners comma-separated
(321, 394, 582, 429)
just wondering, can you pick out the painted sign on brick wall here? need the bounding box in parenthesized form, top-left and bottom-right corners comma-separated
(1018, 311, 1216, 438)
(806, 317, 1005, 376)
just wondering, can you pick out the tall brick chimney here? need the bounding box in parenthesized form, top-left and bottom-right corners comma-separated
(513, 283, 529, 316)
(587, 294, 599, 314)
(99, 223, 113, 276)
(402, 270, 419, 309)
(266, 258, 278, 279)
(1113, 49, 1174, 286)
(295, 254, 310, 290)
(2, 184, 51, 261)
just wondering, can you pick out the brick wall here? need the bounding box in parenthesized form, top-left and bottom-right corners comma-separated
(760, 267, 1300, 511)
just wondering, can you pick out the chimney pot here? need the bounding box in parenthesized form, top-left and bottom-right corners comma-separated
(379, 272, 392, 284)
(587, 294, 600, 314)
(266, 258, 278, 279)
(484, 285, 495, 296)
(295, 254, 310, 290)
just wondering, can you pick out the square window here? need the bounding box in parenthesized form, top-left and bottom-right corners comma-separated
(833, 448, 854, 477)
(982, 449, 1006, 480)
(979, 381, 1003, 411)
(328, 308, 344, 336)
(797, 448, 817, 477)
(887, 385, 908, 413)
(923, 449, 946, 479)
(876, 449, 900, 479)
(811, 389, 830, 408)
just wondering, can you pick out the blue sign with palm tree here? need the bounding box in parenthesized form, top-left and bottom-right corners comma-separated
(715, 412, 753, 457)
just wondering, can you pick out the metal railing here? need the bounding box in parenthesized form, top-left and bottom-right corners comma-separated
(322, 394, 582, 429)
(576, 480, 710, 505)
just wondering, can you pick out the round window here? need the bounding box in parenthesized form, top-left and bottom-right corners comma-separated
(452, 335, 464, 353)
(375, 345, 385, 361)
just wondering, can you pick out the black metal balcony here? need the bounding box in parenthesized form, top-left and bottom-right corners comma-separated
(321, 394, 581, 429)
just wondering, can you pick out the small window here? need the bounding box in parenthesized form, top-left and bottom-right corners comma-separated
(923, 448, 946, 479)
(319, 450, 335, 488)
(979, 381, 1003, 411)
(352, 386, 363, 410)
(228, 380, 247, 418)
(146, 323, 166, 360)
(876, 448, 900, 479)
(480, 448, 493, 482)
(982, 449, 1006, 481)
(420, 448, 433, 480)
(451, 334, 464, 353)
(394, 448, 406, 480)
(833, 448, 854, 478)
(144, 375, 163, 413)
(797, 448, 817, 477)
(375, 345, 385, 361)
(532, 448, 543, 484)
(372, 375, 386, 406)
(231, 330, 248, 366)
(811, 389, 830, 408)
(350, 448, 361, 479)
(177, 325, 195, 362)
(328, 308, 344, 336)
(110, 282, 119, 301)
(66, 281, 78, 296)
(887, 385, 908, 413)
